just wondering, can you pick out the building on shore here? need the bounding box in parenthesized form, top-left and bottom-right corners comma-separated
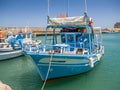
(114, 22, 120, 28)
(100, 22, 120, 33)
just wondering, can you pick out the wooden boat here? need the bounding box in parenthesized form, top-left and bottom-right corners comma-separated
(0, 50, 22, 61)
(0, 37, 22, 61)
(0, 30, 37, 61)
(23, 1, 104, 81)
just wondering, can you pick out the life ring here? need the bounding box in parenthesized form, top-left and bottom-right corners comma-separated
(97, 54, 101, 61)
(68, 35, 73, 42)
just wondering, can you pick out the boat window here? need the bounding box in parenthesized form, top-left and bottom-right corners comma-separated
(60, 28, 87, 33)
(83, 28, 87, 33)
(76, 34, 82, 42)
(61, 34, 65, 43)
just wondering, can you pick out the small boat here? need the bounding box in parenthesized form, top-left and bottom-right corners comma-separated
(0, 32, 22, 61)
(0, 31, 23, 61)
(22, 31, 41, 54)
(0, 38, 13, 52)
(0, 29, 39, 61)
(0, 49, 22, 61)
(24, 1, 104, 81)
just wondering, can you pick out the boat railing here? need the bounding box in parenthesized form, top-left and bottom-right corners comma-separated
(23, 42, 90, 55)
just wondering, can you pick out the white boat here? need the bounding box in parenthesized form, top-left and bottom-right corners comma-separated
(0, 43, 13, 52)
(0, 35, 22, 61)
(0, 30, 38, 61)
(0, 50, 22, 61)
(22, 31, 41, 53)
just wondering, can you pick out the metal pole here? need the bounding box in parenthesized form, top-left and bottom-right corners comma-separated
(84, 0, 87, 13)
(67, 0, 69, 16)
(48, 0, 50, 16)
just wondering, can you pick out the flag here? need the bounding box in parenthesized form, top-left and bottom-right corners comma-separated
(58, 14, 68, 18)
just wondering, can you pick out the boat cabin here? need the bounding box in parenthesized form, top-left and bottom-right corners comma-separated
(60, 27, 90, 51)
(45, 26, 94, 55)
(44, 15, 95, 55)
(23, 15, 102, 55)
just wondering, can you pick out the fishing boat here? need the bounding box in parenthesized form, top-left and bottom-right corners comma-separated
(0, 38, 13, 52)
(22, 31, 41, 53)
(0, 32, 22, 61)
(0, 28, 39, 61)
(24, 1, 104, 81)
(0, 49, 22, 61)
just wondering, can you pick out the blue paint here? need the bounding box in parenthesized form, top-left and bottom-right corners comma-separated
(25, 13, 104, 80)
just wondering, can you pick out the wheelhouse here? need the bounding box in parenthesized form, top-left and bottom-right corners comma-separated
(45, 24, 94, 55)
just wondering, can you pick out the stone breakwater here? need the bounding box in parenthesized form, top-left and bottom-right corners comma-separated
(0, 27, 120, 36)
(0, 27, 60, 36)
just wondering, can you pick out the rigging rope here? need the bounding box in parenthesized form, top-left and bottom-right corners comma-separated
(41, 53, 53, 90)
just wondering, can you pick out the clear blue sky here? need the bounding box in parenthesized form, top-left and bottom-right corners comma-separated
(0, 0, 120, 28)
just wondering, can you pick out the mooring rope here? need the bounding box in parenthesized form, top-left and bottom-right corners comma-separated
(41, 53, 53, 90)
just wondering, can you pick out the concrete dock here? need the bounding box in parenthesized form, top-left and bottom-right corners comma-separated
(0, 27, 120, 36)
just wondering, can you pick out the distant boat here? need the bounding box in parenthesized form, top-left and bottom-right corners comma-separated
(23, 1, 104, 81)
(22, 31, 41, 53)
(0, 37, 22, 61)
(0, 49, 22, 61)
(0, 29, 39, 61)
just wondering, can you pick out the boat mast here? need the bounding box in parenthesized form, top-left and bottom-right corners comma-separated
(47, 0, 50, 24)
(48, 0, 50, 17)
(84, 0, 87, 14)
(84, 0, 92, 54)
(84, 0, 88, 24)
(67, 0, 69, 16)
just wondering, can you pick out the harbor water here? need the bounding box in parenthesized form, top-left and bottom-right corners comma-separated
(0, 33, 120, 90)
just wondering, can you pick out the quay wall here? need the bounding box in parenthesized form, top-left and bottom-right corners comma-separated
(0, 27, 120, 36)
(0, 27, 60, 36)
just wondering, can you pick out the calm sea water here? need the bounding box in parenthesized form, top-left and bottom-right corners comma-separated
(0, 33, 120, 90)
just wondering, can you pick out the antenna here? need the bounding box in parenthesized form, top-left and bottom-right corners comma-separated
(67, 0, 69, 16)
(84, 0, 87, 13)
(47, 0, 50, 24)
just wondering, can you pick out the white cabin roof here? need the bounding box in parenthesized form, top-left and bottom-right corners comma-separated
(48, 16, 86, 26)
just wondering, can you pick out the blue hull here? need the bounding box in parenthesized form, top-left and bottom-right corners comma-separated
(29, 54, 98, 80)
(38, 63, 91, 80)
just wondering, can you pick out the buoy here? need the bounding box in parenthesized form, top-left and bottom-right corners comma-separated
(97, 54, 101, 61)
(43, 46, 46, 52)
(89, 57, 94, 68)
(29, 47, 32, 52)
